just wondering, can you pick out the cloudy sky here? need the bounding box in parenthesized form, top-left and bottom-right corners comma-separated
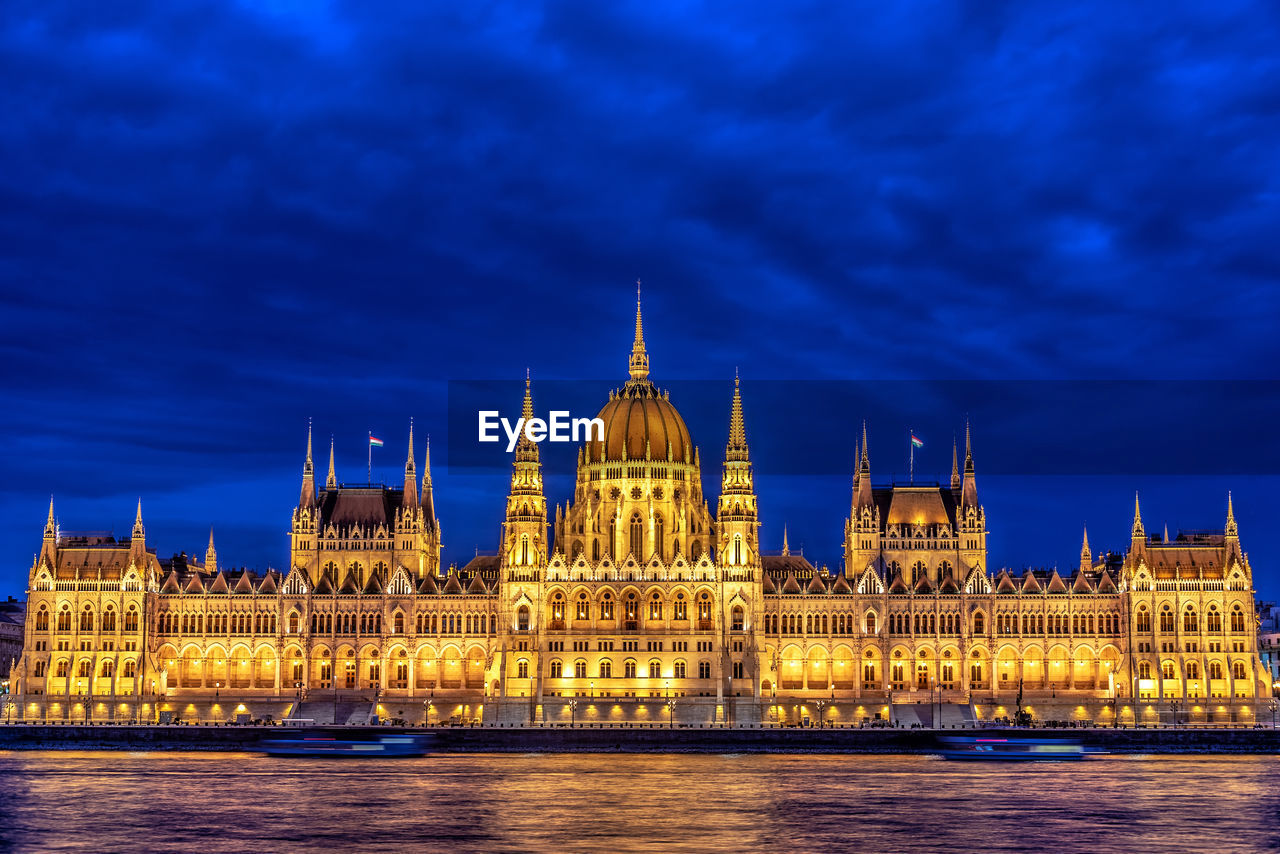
(2, 0, 1278, 594)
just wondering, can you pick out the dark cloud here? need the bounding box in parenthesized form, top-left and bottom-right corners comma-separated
(1, 0, 1277, 592)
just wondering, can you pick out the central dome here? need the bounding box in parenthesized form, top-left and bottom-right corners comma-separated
(590, 381, 692, 463)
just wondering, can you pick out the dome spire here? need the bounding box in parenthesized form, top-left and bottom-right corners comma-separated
(628, 280, 649, 381)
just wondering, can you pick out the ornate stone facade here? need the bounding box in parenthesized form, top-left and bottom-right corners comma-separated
(10, 298, 1269, 727)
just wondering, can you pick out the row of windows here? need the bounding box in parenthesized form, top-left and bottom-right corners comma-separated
(525, 659, 714, 680)
(1135, 604, 1246, 634)
(35, 604, 138, 634)
(1136, 660, 1249, 680)
(34, 658, 137, 679)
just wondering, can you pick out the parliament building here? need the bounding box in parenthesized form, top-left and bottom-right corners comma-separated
(10, 298, 1270, 727)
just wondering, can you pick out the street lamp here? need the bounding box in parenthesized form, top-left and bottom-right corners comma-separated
(1169, 699, 1182, 729)
(1269, 699, 1277, 730)
(569, 698, 578, 727)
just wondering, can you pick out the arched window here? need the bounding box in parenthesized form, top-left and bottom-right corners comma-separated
(973, 611, 985, 635)
(1183, 607, 1198, 634)
(576, 593, 590, 621)
(1207, 606, 1222, 633)
(574, 659, 588, 679)
(733, 534, 742, 565)
(288, 612, 300, 634)
(516, 659, 529, 679)
(520, 535, 529, 565)
(1138, 661, 1151, 679)
(550, 659, 563, 679)
(35, 606, 49, 632)
(80, 605, 94, 633)
(866, 611, 877, 635)
(1136, 607, 1151, 633)
(600, 593, 614, 621)
(1159, 606, 1174, 633)
(592, 539, 600, 562)
(516, 605, 530, 631)
(649, 660, 661, 679)
(1209, 660, 1223, 679)
(697, 592, 712, 625)
(57, 605, 72, 633)
(698, 660, 711, 679)
(101, 659, 115, 677)
(673, 592, 687, 621)
(654, 514, 665, 561)
(101, 606, 116, 633)
(1233, 661, 1247, 680)
(123, 659, 136, 678)
(599, 659, 613, 679)
(630, 512, 644, 560)
(1162, 660, 1175, 680)
(1187, 661, 1200, 679)
(674, 660, 687, 678)
(649, 593, 662, 621)
(1231, 607, 1246, 633)
(393, 613, 404, 634)
(731, 605, 744, 631)
(624, 659, 637, 678)
(56, 660, 69, 678)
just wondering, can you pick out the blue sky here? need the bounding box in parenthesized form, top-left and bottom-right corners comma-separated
(1, 0, 1278, 595)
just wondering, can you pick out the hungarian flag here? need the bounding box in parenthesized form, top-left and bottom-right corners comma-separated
(910, 433, 923, 448)
(369, 435, 384, 448)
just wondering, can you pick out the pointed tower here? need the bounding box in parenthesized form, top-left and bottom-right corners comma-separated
(501, 372, 548, 576)
(300, 420, 316, 506)
(403, 420, 418, 509)
(628, 281, 649, 382)
(417, 436, 442, 578)
(1130, 491, 1147, 560)
(39, 496, 58, 567)
(961, 420, 978, 510)
(130, 498, 147, 564)
(1079, 526, 1091, 572)
(205, 527, 218, 575)
(950, 438, 961, 491)
(716, 374, 759, 573)
(1224, 491, 1242, 564)
(845, 421, 880, 575)
(781, 526, 790, 557)
(326, 436, 337, 490)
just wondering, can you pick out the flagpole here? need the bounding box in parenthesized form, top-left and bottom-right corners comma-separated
(909, 429, 914, 485)
(368, 431, 372, 484)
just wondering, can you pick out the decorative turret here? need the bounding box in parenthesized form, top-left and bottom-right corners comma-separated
(205, 527, 218, 575)
(960, 420, 978, 511)
(130, 498, 147, 563)
(300, 419, 316, 506)
(39, 496, 57, 567)
(717, 375, 758, 570)
(501, 373, 547, 574)
(403, 420, 418, 509)
(781, 526, 790, 557)
(950, 438, 961, 490)
(1130, 491, 1146, 560)
(1079, 526, 1091, 572)
(422, 436, 438, 534)
(1226, 491, 1238, 540)
(44, 496, 55, 541)
(855, 421, 873, 511)
(326, 436, 337, 490)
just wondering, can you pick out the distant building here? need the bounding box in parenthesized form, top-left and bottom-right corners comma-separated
(8, 296, 1273, 727)
(0, 596, 26, 678)
(1257, 602, 1280, 696)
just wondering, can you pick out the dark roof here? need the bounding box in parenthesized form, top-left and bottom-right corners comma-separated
(319, 486, 404, 528)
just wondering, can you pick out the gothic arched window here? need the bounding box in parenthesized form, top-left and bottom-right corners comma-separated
(630, 512, 644, 560)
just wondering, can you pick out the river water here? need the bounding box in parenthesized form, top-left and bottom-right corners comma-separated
(0, 752, 1276, 853)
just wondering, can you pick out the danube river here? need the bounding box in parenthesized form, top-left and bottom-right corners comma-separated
(0, 752, 1276, 852)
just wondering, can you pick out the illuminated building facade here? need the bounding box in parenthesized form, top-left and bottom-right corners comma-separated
(11, 298, 1271, 727)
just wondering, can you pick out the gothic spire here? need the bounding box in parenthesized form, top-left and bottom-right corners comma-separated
(725, 373, 748, 461)
(1131, 491, 1145, 539)
(961, 419, 978, 509)
(1226, 491, 1238, 539)
(205, 527, 218, 574)
(133, 498, 144, 536)
(782, 526, 790, 557)
(950, 437, 960, 490)
(1079, 526, 1091, 571)
(403, 419, 419, 508)
(628, 281, 650, 382)
(326, 435, 337, 489)
(44, 496, 56, 538)
(855, 421, 873, 510)
(300, 419, 316, 506)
